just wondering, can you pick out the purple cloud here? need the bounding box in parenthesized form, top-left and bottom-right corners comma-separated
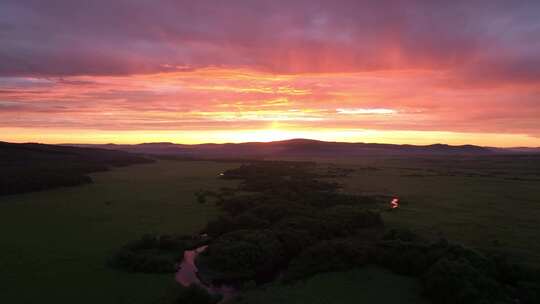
(0, 0, 538, 85)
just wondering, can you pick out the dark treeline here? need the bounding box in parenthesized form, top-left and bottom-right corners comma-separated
(195, 161, 383, 303)
(208, 161, 539, 304)
(154, 154, 263, 163)
(374, 230, 540, 304)
(0, 141, 152, 196)
(109, 234, 207, 273)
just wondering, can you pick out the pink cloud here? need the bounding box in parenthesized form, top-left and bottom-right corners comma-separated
(1, 68, 539, 138)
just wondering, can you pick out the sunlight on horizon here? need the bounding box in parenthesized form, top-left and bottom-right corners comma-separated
(2, 127, 539, 147)
(2, 66, 539, 147)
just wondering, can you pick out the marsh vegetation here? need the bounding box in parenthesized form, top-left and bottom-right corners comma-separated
(2, 155, 540, 304)
(112, 160, 540, 304)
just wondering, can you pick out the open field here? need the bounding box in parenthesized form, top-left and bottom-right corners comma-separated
(332, 156, 540, 266)
(233, 266, 429, 304)
(0, 160, 238, 304)
(1, 156, 539, 303)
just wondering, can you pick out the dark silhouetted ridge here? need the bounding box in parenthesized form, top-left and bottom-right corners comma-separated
(66, 138, 505, 158)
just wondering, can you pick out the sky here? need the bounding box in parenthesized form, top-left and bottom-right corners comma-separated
(1, 0, 540, 146)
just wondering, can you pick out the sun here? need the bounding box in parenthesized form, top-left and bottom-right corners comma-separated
(223, 129, 300, 143)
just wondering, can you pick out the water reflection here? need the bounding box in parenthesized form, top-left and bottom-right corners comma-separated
(175, 245, 237, 303)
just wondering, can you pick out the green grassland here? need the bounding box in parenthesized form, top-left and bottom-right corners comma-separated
(0, 160, 238, 304)
(1, 156, 539, 304)
(234, 266, 429, 304)
(333, 156, 540, 266)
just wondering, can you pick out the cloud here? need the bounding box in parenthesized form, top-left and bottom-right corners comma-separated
(337, 108, 396, 115)
(0, 0, 538, 86)
(1, 1, 540, 145)
(1, 68, 539, 137)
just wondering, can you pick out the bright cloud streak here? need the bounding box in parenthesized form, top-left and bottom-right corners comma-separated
(337, 108, 397, 115)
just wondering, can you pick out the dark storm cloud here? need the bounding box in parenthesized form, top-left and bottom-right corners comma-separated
(0, 0, 539, 84)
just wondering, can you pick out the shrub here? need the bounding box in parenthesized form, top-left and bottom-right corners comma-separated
(204, 214, 270, 237)
(174, 285, 222, 304)
(274, 228, 317, 259)
(109, 234, 204, 273)
(423, 258, 507, 304)
(284, 239, 371, 282)
(198, 230, 285, 283)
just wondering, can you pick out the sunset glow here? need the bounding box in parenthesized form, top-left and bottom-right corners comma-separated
(1, 1, 540, 146)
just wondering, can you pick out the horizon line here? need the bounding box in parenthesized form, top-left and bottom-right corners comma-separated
(3, 138, 539, 149)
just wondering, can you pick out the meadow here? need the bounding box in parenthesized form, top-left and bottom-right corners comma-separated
(0, 160, 238, 304)
(334, 155, 540, 266)
(1, 155, 539, 304)
(234, 265, 429, 304)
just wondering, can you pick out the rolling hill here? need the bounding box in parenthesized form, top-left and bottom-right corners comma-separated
(68, 138, 498, 158)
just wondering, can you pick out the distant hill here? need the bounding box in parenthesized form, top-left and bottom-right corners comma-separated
(68, 138, 503, 158)
(489, 147, 540, 154)
(0, 141, 152, 196)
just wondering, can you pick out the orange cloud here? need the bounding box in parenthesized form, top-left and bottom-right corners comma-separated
(1, 67, 539, 146)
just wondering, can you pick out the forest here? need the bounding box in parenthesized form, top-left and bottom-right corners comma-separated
(0, 142, 152, 195)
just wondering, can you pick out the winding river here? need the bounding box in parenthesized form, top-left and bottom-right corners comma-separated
(175, 197, 400, 301)
(175, 245, 237, 302)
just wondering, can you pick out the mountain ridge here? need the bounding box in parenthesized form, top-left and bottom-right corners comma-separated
(59, 138, 533, 158)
